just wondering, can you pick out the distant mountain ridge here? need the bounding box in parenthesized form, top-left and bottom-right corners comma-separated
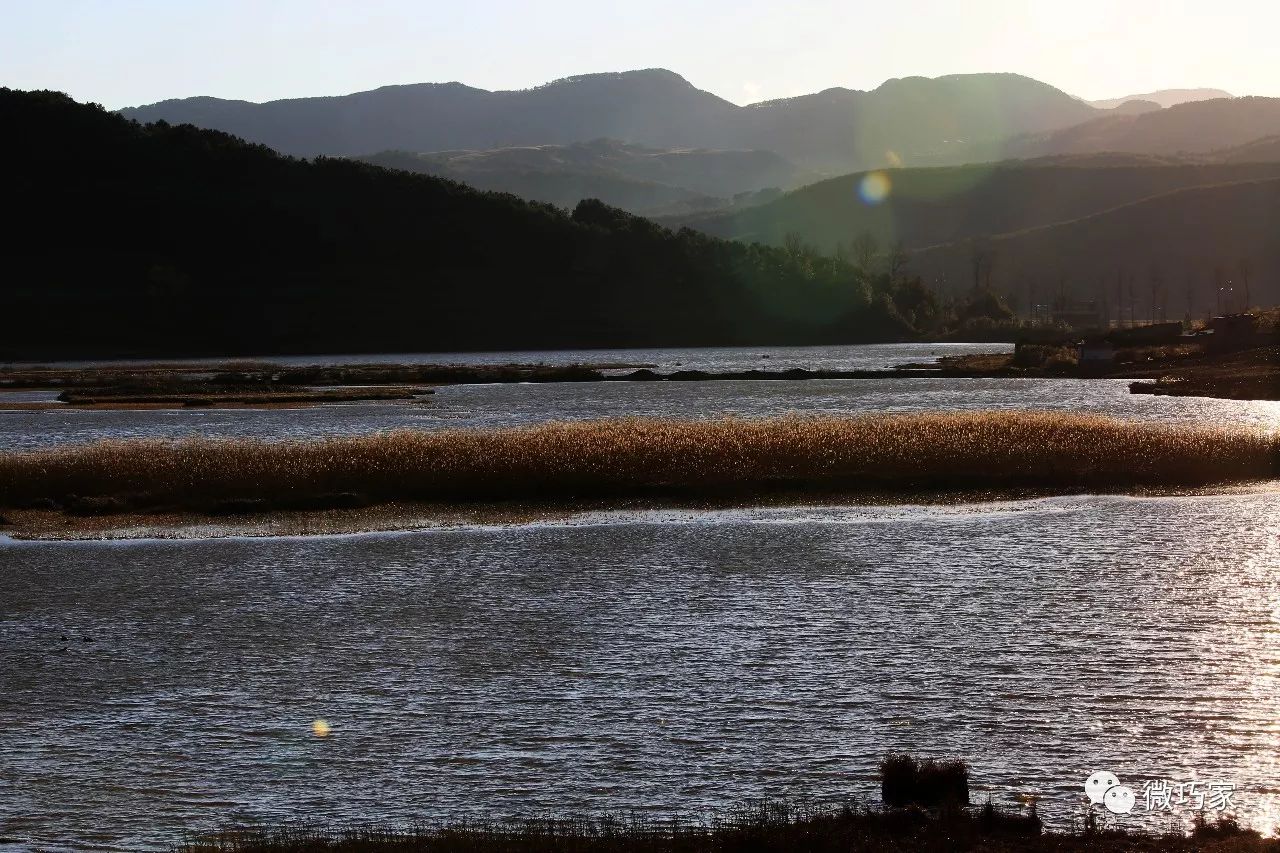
(1002, 97, 1280, 159)
(120, 69, 1101, 173)
(359, 139, 814, 215)
(1088, 88, 1233, 110)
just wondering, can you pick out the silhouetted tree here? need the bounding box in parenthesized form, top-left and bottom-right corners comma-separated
(851, 231, 880, 274)
(1240, 258, 1253, 310)
(969, 240, 996, 291)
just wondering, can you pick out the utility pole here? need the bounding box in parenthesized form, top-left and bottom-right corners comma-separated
(1148, 263, 1163, 325)
(1240, 258, 1252, 311)
(1115, 269, 1124, 328)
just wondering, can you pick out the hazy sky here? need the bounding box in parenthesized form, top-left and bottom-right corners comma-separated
(3, 0, 1275, 108)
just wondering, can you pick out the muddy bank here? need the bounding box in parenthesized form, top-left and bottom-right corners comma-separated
(1124, 347, 1280, 400)
(938, 345, 1280, 401)
(3, 345, 1277, 410)
(0, 362, 626, 410)
(4, 482, 1274, 542)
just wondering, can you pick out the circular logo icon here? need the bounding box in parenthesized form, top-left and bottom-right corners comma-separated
(1104, 785, 1136, 815)
(1084, 770, 1120, 805)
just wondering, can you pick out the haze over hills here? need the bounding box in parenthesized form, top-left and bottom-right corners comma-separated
(672, 160, 1280, 255)
(1104, 99, 1163, 116)
(1088, 88, 1233, 110)
(359, 139, 814, 215)
(1214, 135, 1280, 163)
(120, 69, 1101, 174)
(909, 178, 1280, 311)
(1000, 97, 1280, 160)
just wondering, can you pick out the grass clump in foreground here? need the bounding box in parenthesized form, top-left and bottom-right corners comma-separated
(177, 799, 1272, 853)
(0, 412, 1276, 517)
(881, 754, 970, 807)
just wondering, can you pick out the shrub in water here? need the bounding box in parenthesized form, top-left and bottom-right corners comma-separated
(881, 753, 970, 807)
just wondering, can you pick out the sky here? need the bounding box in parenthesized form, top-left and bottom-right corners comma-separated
(2, 0, 1276, 108)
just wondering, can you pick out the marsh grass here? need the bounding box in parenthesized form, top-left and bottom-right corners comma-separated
(175, 800, 1047, 853)
(880, 754, 970, 807)
(0, 412, 1275, 515)
(175, 800, 1273, 853)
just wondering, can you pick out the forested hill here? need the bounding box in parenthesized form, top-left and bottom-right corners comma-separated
(3, 89, 918, 360)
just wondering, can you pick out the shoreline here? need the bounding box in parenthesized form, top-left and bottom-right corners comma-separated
(174, 794, 1267, 853)
(1, 345, 1276, 407)
(3, 480, 1275, 543)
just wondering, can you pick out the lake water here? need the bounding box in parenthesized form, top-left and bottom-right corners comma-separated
(3, 343, 1280, 451)
(2, 344, 1280, 850)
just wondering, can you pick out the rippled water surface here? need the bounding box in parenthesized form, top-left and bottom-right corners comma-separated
(4, 343, 1280, 451)
(3, 344, 1280, 850)
(4, 493, 1280, 850)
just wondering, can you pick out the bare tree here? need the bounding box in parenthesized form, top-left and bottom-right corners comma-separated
(1148, 263, 1164, 324)
(886, 240, 909, 281)
(962, 240, 983, 290)
(970, 241, 994, 291)
(1240, 258, 1253, 311)
(783, 231, 805, 258)
(851, 231, 880, 273)
(1115, 268, 1125, 327)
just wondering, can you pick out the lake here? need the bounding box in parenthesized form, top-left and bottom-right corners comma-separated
(3, 343, 1279, 452)
(1, 344, 1279, 851)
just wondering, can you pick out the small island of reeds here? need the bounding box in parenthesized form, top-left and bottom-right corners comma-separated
(0, 412, 1275, 538)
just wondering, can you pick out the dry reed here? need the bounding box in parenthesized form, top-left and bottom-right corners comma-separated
(0, 412, 1275, 514)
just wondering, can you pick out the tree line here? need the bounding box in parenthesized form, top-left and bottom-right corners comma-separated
(3, 88, 1016, 359)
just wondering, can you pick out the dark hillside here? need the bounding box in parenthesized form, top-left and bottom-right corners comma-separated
(674, 160, 1280, 253)
(3, 89, 896, 360)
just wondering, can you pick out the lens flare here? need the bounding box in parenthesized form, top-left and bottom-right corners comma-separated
(858, 171, 891, 205)
(311, 719, 331, 738)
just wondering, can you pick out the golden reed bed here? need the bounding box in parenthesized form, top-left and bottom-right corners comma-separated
(1, 412, 1275, 516)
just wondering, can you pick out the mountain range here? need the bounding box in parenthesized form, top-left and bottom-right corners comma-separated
(999, 97, 1280, 160)
(23, 67, 1280, 346)
(359, 139, 813, 215)
(1087, 88, 1233, 110)
(119, 70, 1280, 223)
(120, 69, 1100, 174)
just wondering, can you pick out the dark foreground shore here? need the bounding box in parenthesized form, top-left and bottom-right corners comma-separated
(179, 802, 1271, 853)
